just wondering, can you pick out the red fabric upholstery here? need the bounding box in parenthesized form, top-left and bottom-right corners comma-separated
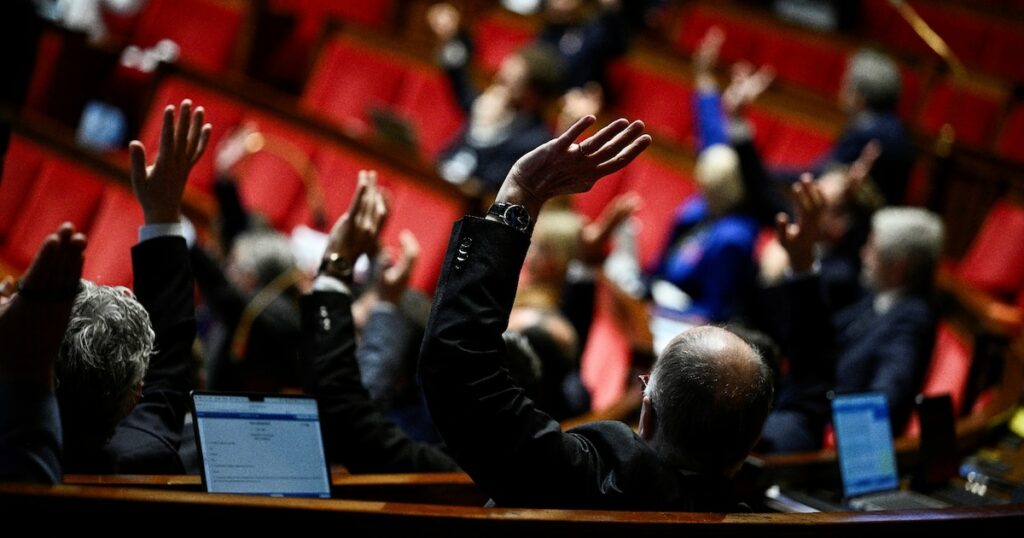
(285, 146, 375, 230)
(956, 200, 1024, 295)
(3, 159, 106, 271)
(753, 34, 847, 97)
(302, 36, 408, 137)
(570, 169, 629, 223)
(82, 186, 145, 287)
(904, 321, 973, 437)
(607, 60, 694, 147)
(673, 6, 758, 64)
(618, 156, 698, 270)
(0, 136, 47, 241)
(579, 285, 632, 411)
(979, 22, 1024, 83)
(392, 66, 465, 158)
(994, 103, 1024, 164)
(916, 79, 1003, 148)
(471, 13, 535, 74)
(268, 0, 395, 29)
(131, 0, 244, 72)
(759, 122, 835, 170)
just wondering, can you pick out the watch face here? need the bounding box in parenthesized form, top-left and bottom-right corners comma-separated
(504, 204, 530, 231)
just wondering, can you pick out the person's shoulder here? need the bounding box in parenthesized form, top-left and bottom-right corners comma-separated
(712, 214, 759, 245)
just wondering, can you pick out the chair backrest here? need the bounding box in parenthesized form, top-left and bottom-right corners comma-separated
(606, 60, 694, 148)
(618, 156, 699, 270)
(956, 199, 1024, 296)
(82, 186, 145, 287)
(131, 0, 245, 72)
(0, 136, 47, 242)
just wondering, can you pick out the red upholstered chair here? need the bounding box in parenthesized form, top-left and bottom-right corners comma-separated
(908, 4, 990, 68)
(752, 34, 847, 97)
(140, 78, 246, 192)
(380, 179, 465, 295)
(471, 12, 536, 74)
(860, 0, 896, 44)
(392, 66, 466, 158)
(231, 113, 319, 230)
(284, 146, 376, 230)
(916, 79, 1003, 148)
(979, 22, 1024, 84)
(954, 200, 1024, 296)
(302, 36, 408, 137)
(2, 159, 106, 271)
(570, 169, 629, 223)
(607, 60, 694, 148)
(903, 321, 973, 438)
(618, 156, 698, 270)
(130, 0, 245, 72)
(82, 186, 145, 287)
(579, 285, 633, 412)
(759, 122, 835, 170)
(0, 136, 47, 242)
(897, 67, 924, 123)
(672, 6, 758, 64)
(994, 103, 1024, 164)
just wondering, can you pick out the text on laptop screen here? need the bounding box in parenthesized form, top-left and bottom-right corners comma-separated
(832, 393, 900, 497)
(193, 394, 330, 498)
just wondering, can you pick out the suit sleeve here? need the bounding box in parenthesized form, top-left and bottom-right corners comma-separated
(113, 236, 196, 471)
(419, 217, 611, 506)
(357, 305, 414, 408)
(0, 384, 62, 483)
(300, 291, 458, 473)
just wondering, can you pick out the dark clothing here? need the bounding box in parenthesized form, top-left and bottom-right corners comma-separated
(0, 384, 62, 483)
(538, 7, 629, 90)
(299, 291, 458, 473)
(64, 236, 196, 474)
(420, 217, 738, 511)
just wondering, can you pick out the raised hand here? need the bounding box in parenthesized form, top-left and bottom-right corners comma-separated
(322, 170, 389, 282)
(775, 175, 825, 274)
(580, 192, 640, 266)
(694, 26, 725, 74)
(846, 139, 882, 195)
(378, 230, 421, 305)
(722, 62, 775, 117)
(497, 116, 652, 220)
(0, 223, 87, 389)
(129, 99, 212, 224)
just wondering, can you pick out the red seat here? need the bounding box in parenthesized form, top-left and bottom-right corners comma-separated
(759, 122, 835, 170)
(955, 200, 1024, 296)
(302, 36, 408, 137)
(979, 22, 1024, 84)
(904, 321, 973, 437)
(471, 12, 536, 74)
(570, 169, 629, 223)
(860, 0, 897, 45)
(909, 4, 990, 68)
(618, 156, 699, 270)
(284, 146, 377, 231)
(916, 79, 1003, 148)
(753, 34, 847, 97)
(673, 6, 758, 65)
(2, 159, 106, 271)
(607, 60, 694, 148)
(994, 103, 1024, 164)
(579, 285, 633, 412)
(391, 66, 465, 158)
(82, 187, 145, 287)
(130, 0, 245, 72)
(140, 78, 246, 192)
(0, 136, 47, 242)
(897, 67, 924, 123)
(380, 179, 465, 294)
(232, 113, 319, 230)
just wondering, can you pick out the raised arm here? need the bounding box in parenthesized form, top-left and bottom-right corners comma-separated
(301, 172, 458, 472)
(420, 117, 650, 506)
(0, 224, 86, 483)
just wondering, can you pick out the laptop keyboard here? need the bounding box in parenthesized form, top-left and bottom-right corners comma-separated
(849, 490, 951, 511)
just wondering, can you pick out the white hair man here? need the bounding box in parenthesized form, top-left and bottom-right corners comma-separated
(57, 99, 211, 472)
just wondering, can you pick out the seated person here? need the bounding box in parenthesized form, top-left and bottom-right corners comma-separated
(0, 223, 87, 483)
(536, 0, 629, 90)
(428, 5, 563, 192)
(57, 99, 210, 473)
(758, 178, 944, 453)
(648, 144, 759, 329)
(301, 170, 459, 473)
(420, 116, 775, 510)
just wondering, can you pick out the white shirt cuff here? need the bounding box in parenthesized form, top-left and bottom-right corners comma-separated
(312, 274, 352, 296)
(137, 217, 196, 248)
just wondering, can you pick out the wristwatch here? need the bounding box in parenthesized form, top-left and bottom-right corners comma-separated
(487, 202, 533, 235)
(318, 252, 354, 281)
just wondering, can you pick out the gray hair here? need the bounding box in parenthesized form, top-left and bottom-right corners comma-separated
(646, 326, 773, 473)
(231, 230, 297, 287)
(846, 49, 902, 112)
(872, 207, 944, 292)
(696, 144, 745, 215)
(56, 280, 155, 449)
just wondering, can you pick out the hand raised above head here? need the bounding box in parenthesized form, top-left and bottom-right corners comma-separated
(497, 116, 652, 220)
(580, 191, 640, 266)
(775, 174, 825, 274)
(322, 170, 389, 282)
(129, 99, 213, 224)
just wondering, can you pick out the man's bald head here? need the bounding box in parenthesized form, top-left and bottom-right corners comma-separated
(645, 326, 774, 474)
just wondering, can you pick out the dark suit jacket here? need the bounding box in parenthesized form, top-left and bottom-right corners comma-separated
(299, 291, 458, 473)
(65, 236, 195, 474)
(420, 217, 738, 511)
(0, 384, 62, 483)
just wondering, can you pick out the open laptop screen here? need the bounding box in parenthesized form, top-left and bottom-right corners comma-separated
(832, 392, 900, 498)
(192, 393, 331, 498)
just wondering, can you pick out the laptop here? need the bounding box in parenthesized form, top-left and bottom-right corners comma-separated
(832, 392, 949, 511)
(191, 392, 331, 498)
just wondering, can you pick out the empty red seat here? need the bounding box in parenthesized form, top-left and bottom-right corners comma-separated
(607, 60, 694, 148)
(231, 113, 319, 230)
(391, 66, 465, 158)
(0, 136, 47, 242)
(579, 285, 632, 412)
(302, 36, 408, 137)
(130, 0, 245, 72)
(2, 159, 106, 271)
(994, 103, 1024, 164)
(140, 78, 246, 192)
(82, 186, 145, 287)
(904, 321, 973, 437)
(955, 200, 1024, 296)
(618, 156, 699, 270)
(753, 34, 847, 97)
(916, 79, 1003, 148)
(471, 12, 536, 74)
